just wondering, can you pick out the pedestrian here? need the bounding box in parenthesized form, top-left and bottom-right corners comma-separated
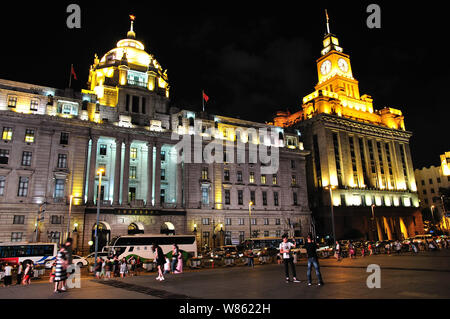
(16, 262, 23, 285)
(411, 242, 418, 255)
(163, 257, 170, 275)
(385, 242, 390, 255)
(129, 256, 136, 276)
(334, 241, 342, 261)
(247, 249, 255, 267)
(104, 259, 112, 279)
(395, 241, 402, 255)
(305, 233, 324, 286)
(368, 243, 373, 256)
(361, 245, 365, 258)
(94, 257, 103, 279)
(22, 262, 32, 285)
(348, 242, 355, 259)
(113, 256, 120, 277)
(100, 258, 107, 278)
(152, 243, 166, 281)
(174, 250, 183, 274)
(171, 243, 179, 274)
(3, 263, 12, 287)
(279, 234, 300, 283)
(54, 245, 68, 293)
(119, 257, 128, 278)
(136, 256, 142, 276)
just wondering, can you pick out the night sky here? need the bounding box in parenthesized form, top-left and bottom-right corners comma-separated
(0, 1, 447, 169)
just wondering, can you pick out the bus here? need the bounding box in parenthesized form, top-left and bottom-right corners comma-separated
(239, 237, 306, 255)
(103, 234, 197, 263)
(0, 242, 58, 266)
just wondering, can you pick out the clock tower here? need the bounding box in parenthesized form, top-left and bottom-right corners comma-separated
(315, 12, 360, 100)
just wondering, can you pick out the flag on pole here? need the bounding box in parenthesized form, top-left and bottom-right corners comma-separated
(129, 14, 136, 21)
(203, 91, 209, 103)
(71, 64, 77, 80)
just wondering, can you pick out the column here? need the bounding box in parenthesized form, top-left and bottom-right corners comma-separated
(121, 139, 131, 205)
(154, 143, 162, 207)
(87, 136, 99, 205)
(146, 142, 154, 207)
(176, 162, 183, 207)
(113, 138, 123, 205)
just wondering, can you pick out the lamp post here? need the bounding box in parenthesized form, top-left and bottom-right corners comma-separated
(440, 196, 449, 231)
(248, 201, 254, 239)
(431, 205, 435, 224)
(324, 185, 336, 243)
(66, 194, 74, 240)
(371, 204, 377, 241)
(93, 168, 104, 275)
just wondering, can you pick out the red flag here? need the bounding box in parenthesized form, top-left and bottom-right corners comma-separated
(203, 91, 209, 103)
(71, 65, 77, 81)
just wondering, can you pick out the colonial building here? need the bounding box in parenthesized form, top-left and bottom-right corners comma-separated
(0, 19, 311, 253)
(273, 21, 424, 241)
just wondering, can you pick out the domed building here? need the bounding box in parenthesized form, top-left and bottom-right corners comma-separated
(85, 17, 170, 127)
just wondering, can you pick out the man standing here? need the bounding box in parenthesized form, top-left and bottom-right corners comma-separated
(305, 234, 324, 286)
(3, 263, 12, 287)
(279, 234, 300, 283)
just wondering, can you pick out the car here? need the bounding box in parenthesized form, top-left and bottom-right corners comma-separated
(45, 255, 89, 269)
(85, 252, 109, 265)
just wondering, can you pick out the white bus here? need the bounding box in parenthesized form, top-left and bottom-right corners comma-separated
(103, 234, 197, 263)
(0, 242, 58, 266)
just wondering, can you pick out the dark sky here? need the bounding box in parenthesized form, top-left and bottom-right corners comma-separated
(0, 1, 448, 169)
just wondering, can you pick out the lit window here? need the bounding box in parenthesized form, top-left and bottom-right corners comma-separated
(249, 172, 255, 183)
(11, 232, 22, 242)
(201, 187, 209, 204)
(202, 218, 210, 225)
(25, 129, 35, 143)
(21, 151, 32, 166)
(202, 167, 208, 180)
(54, 179, 65, 198)
(17, 177, 29, 197)
(272, 174, 278, 185)
(99, 144, 107, 156)
(261, 175, 266, 184)
(130, 166, 137, 179)
(2, 127, 13, 141)
(57, 154, 67, 168)
(130, 147, 137, 159)
(0, 176, 5, 196)
(291, 175, 297, 186)
(7, 96, 17, 108)
(161, 169, 165, 180)
(30, 100, 39, 111)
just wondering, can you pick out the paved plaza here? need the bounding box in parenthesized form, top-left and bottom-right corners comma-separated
(1, 250, 449, 299)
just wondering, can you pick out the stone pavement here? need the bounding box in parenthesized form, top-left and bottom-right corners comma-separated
(1, 249, 449, 299)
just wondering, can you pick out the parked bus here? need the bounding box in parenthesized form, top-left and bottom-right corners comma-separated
(0, 242, 58, 266)
(103, 234, 197, 263)
(239, 237, 305, 254)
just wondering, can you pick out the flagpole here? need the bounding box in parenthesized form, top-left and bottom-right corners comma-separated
(202, 90, 205, 112)
(69, 64, 73, 89)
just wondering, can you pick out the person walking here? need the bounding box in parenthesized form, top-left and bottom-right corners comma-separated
(113, 256, 120, 278)
(171, 244, 179, 274)
(136, 257, 142, 276)
(16, 262, 23, 285)
(54, 245, 68, 293)
(305, 234, 324, 286)
(129, 256, 136, 276)
(94, 257, 103, 279)
(22, 262, 32, 285)
(174, 250, 183, 274)
(104, 258, 112, 279)
(411, 242, 418, 255)
(348, 242, 355, 259)
(152, 244, 166, 281)
(247, 249, 255, 268)
(395, 241, 402, 255)
(3, 263, 12, 287)
(335, 241, 342, 262)
(279, 234, 300, 283)
(119, 258, 128, 278)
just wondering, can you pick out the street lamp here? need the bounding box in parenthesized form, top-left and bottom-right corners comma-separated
(324, 185, 337, 243)
(371, 204, 377, 241)
(66, 194, 74, 240)
(93, 167, 104, 275)
(248, 201, 254, 239)
(431, 205, 435, 224)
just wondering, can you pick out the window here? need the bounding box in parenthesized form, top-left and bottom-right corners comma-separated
(251, 218, 257, 225)
(202, 167, 208, 180)
(264, 231, 270, 237)
(224, 190, 230, 205)
(239, 231, 245, 243)
(238, 190, 243, 205)
(202, 232, 210, 246)
(431, 189, 435, 194)
(422, 190, 427, 195)
(132, 96, 140, 113)
(0, 176, 5, 196)
(224, 169, 230, 182)
(272, 174, 277, 185)
(30, 100, 39, 111)
(238, 218, 245, 225)
(161, 151, 166, 161)
(291, 160, 296, 169)
(202, 218, 210, 225)
(13, 215, 25, 224)
(262, 191, 267, 206)
(161, 169, 165, 181)
(25, 129, 35, 143)
(11, 232, 22, 242)
(293, 192, 298, 205)
(57, 154, 67, 168)
(201, 187, 209, 204)
(49, 231, 61, 243)
(275, 218, 281, 225)
(421, 180, 425, 186)
(250, 191, 255, 204)
(60, 132, 69, 145)
(437, 177, 441, 183)
(130, 166, 137, 179)
(160, 189, 165, 203)
(17, 177, 29, 197)
(261, 175, 266, 184)
(249, 172, 255, 183)
(0, 149, 9, 164)
(276, 230, 281, 237)
(130, 147, 137, 159)
(274, 192, 279, 206)
(237, 171, 243, 182)
(99, 144, 107, 156)
(54, 179, 65, 198)
(291, 175, 297, 186)
(2, 127, 13, 141)
(264, 218, 269, 225)
(225, 231, 232, 245)
(8, 96, 18, 108)
(21, 151, 32, 166)
(225, 218, 231, 226)
(429, 178, 433, 184)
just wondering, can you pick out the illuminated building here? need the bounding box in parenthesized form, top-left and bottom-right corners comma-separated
(0, 18, 311, 251)
(273, 16, 423, 240)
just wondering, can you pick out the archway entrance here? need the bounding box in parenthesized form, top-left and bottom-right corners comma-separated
(160, 222, 175, 235)
(128, 222, 145, 235)
(91, 222, 111, 252)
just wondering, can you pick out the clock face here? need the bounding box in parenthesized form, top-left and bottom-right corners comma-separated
(320, 60, 332, 75)
(338, 58, 349, 73)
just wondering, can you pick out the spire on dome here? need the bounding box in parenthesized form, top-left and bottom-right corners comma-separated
(127, 14, 136, 39)
(325, 9, 331, 35)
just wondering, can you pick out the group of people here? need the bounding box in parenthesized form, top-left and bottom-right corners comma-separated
(155, 243, 183, 281)
(0, 260, 34, 287)
(49, 238, 73, 293)
(279, 233, 324, 286)
(94, 255, 142, 279)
